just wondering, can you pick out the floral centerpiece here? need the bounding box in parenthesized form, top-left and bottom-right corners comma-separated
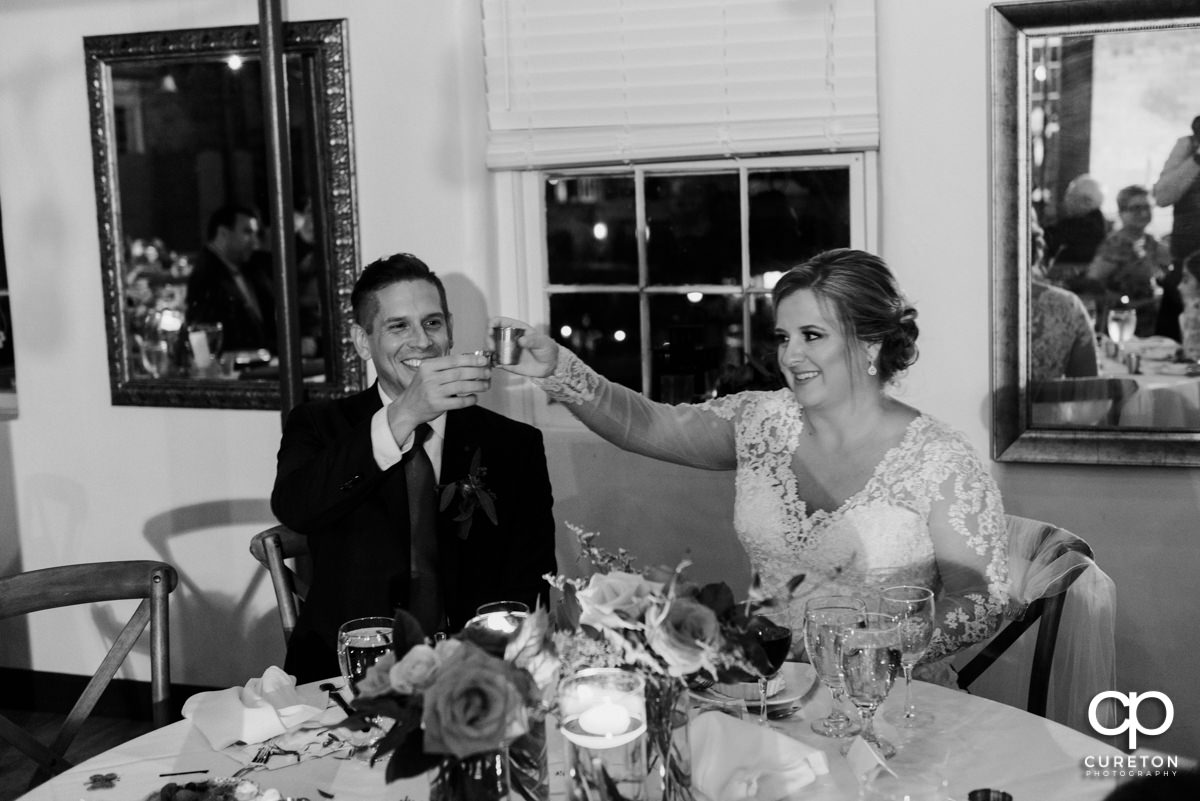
(340, 608, 559, 801)
(341, 523, 801, 801)
(545, 523, 804, 801)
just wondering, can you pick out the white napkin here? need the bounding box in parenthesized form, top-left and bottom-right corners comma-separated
(689, 711, 829, 801)
(181, 666, 328, 749)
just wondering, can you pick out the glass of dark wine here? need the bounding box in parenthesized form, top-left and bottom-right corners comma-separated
(747, 609, 792, 726)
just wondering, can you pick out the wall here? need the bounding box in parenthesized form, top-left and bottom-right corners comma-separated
(0, 0, 1194, 759)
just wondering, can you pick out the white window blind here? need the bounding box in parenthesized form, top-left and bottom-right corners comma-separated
(481, 0, 878, 170)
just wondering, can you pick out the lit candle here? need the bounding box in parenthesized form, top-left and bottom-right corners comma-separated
(579, 700, 631, 737)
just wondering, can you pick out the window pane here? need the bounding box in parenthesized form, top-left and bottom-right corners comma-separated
(545, 175, 638, 285)
(549, 293, 641, 390)
(648, 293, 743, 403)
(748, 168, 851, 284)
(646, 172, 740, 286)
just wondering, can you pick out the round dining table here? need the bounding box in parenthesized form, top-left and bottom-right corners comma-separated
(17, 674, 1123, 801)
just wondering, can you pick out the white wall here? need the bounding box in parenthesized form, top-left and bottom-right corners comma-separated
(0, 0, 1195, 758)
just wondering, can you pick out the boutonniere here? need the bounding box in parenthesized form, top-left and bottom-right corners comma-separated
(438, 449, 498, 540)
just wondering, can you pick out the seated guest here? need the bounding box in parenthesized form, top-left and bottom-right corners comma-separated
(1086, 185, 1171, 337)
(271, 253, 556, 682)
(1044, 173, 1109, 286)
(186, 204, 276, 353)
(1031, 217, 1099, 380)
(497, 249, 1009, 683)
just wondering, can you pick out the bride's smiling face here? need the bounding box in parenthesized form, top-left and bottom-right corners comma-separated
(775, 289, 872, 407)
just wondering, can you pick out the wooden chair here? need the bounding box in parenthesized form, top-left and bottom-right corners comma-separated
(1029, 376, 1138, 427)
(956, 515, 1095, 717)
(0, 560, 177, 785)
(249, 524, 310, 644)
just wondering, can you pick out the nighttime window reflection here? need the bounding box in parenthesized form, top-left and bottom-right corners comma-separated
(646, 172, 740, 286)
(541, 157, 857, 402)
(546, 175, 637, 285)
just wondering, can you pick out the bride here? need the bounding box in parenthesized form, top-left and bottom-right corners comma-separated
(497, 248, 1009, 679)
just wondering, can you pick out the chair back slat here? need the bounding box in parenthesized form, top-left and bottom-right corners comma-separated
(0, 560, 177, 789)
(956, 515, 1095, 718)
(250, 525, 310, 644)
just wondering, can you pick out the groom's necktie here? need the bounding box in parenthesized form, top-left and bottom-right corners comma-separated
(404, 423, 442, 634)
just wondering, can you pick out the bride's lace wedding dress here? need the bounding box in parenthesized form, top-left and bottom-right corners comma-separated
(537, 349, 1009, 670)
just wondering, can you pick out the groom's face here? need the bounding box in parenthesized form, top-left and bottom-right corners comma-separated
(352, 278, 454, 397)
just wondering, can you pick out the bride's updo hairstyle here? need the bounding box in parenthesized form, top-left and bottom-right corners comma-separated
(771, 248, 919, 383)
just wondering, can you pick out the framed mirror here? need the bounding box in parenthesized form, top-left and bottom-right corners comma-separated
(991, 0, 1200, 465)
(85, 20, 361, 409)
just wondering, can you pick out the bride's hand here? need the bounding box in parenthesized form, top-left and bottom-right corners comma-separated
(489, 317, 558, 378)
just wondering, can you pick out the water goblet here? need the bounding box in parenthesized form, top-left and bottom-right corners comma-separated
(336, 616, 393, 695)
(746, 608, 792, 726)
(803, 595, 867, 738)
(880, 585, 936, 729)
(838, 611, 901, 759)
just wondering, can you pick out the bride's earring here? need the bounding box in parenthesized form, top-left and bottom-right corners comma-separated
(867, 361, 878, 376)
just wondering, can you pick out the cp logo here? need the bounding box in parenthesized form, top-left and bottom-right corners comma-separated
(1089, 691, 1173, 749)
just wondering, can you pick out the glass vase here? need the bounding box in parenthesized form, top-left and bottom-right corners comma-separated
(429, 748, 510, 801)
(509, 713, 549, 801)
(643, 675, 693, 801)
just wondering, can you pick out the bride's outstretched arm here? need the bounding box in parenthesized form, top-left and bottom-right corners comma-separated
(492, 317, 737, 470)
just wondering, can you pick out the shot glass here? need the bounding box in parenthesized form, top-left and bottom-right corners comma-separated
(493, 326, 526, 365)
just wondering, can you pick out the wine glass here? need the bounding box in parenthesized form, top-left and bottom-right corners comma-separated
(802, 595, 867, 737)
(838, 611, 901, 759)
(746, 608, 792, 726)
(1106, 307, 1136, 344)
(880, 585, 936, 728)
(336, 616, 393, 695)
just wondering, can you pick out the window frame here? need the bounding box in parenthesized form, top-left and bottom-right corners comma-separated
(492, 151, 879, 427)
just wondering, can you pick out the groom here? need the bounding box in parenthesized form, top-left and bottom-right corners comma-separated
(271, 253, 556, 682)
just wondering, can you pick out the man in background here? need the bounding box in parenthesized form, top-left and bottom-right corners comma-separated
(186, 204, 276, 353)
(1152, 115, 1200, 341)
(271, 253, 556, 682)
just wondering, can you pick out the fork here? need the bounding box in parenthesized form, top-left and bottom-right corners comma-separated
(232, 744, 273, 778)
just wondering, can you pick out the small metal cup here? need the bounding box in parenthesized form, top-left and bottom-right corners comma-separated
(968, 790, 1013, 801)
(493, 326, 525, 365)
(467, 349, 495, 366)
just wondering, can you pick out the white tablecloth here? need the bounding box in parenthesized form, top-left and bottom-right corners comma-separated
(18, 678, 1122, 801)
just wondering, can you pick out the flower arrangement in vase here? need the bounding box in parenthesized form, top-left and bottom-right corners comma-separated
(341, 607, 559, 801)
(546, 523, 804, 801)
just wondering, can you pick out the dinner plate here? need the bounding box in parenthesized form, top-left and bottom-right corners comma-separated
(744, 661, 819, 710)
(692, 662, 818, 711)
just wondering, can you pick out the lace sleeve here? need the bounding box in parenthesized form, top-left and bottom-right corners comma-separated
(533, 348, 738, 470)
(918, 431, 1009, 662)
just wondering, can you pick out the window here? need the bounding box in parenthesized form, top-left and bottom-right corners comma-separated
(498, 152, 876, 410)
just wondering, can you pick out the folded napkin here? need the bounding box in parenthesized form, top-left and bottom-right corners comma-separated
(182, 666, 329, 749)
(689, 711, 829, 801)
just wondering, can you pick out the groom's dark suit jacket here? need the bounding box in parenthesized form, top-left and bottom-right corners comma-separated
(271, 384, 556, 682)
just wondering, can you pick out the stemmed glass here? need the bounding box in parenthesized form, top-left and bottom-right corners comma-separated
(746, 608, 792, 726)
(336, 616, 393, 694)
(839, 611, 901, 759)
(880, 585, 936, 729)
(336, 616, 393, 756)
(803, 595, 867, 738)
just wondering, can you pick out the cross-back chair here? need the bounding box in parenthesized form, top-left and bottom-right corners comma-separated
(249, 524, 310, 644)
(956, 515, 1095, 717)
(0, 560, 177, 786)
